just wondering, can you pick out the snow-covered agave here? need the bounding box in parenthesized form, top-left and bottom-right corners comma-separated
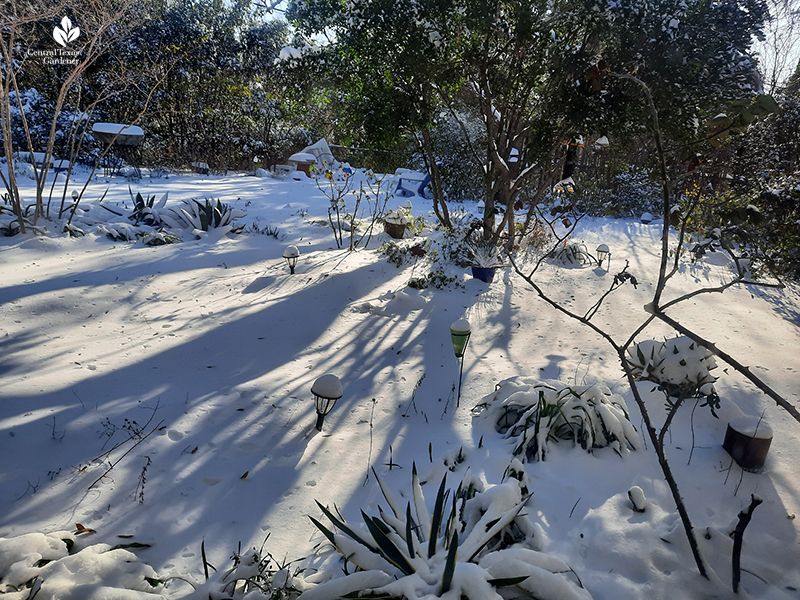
(300, 466, 592, 600)
(626, 336, 718, 399)
(162, 198, 246, 233)
(475, 378, 641, 462)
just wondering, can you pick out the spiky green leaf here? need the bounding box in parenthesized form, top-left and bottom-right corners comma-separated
(487, 576, 529, 588)
(428, 473, 447, 558)
(362, 512, 415, 575)
(441, 530, 458, 593)
(316, 501, 376, 553)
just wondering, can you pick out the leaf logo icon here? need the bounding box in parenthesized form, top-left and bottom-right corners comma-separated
(53, 16, 80, 47)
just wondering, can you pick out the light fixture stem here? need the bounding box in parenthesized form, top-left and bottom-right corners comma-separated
(457, 357, 465, 407)
(315, 413, 325, 431)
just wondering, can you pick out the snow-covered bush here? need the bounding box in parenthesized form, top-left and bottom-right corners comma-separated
(574, 170, 661, 219)
(174, 545, 301, 600)
(0, 531, 164, 599)
(300, 466, 592, 600)
(97, 222, 140, 242)
(474, 379, 641, 462)
(140, 229, 181, 246)
(626, 336, 718, 400)
(549, 242, 594, 267)
(427, 108, 485, 202)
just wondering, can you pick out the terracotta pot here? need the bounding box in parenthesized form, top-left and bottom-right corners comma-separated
(384, 222, 406, 239)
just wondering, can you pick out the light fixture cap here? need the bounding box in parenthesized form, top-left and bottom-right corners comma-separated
(283, 245, 300, 259)
(450, 318, 471, 334)
(311, 374, 343, 400)
(596, 243, 610, 254)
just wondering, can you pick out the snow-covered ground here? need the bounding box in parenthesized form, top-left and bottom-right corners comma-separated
(1, 166, 799, 599)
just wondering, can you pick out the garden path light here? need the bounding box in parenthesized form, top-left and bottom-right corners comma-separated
(283, 245, 300, 274)
(311, 374, 342, 431)
(596, 243, 610, 270)
(450, 318, 471, 406)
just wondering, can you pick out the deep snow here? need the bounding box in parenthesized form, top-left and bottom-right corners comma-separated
(1, 165, 799, 599)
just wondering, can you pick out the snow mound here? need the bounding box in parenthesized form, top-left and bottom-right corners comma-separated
(382, 290, 428, 314)
(0, 533, 163, 599)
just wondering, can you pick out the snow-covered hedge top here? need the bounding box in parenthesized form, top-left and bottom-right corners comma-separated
(92, 123, 144, 136)
(626, 336, 717, 397)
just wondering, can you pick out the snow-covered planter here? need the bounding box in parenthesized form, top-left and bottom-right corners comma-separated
(299, 465, 592, 600)
(383, 207, 412, 239)
(474, 378, 641, 462)
(626, 336, 718, 400)
(0, 531, 164, 599)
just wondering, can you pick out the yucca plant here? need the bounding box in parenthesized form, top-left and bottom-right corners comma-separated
(300, 466, 592, 600)
(475, 378, 641, 462)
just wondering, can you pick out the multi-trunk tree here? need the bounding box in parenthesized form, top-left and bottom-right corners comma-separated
(287, 0, 769, 240)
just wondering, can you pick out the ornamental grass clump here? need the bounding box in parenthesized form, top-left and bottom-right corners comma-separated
(474, 378, 641, 462)
(300, 465, 592, 600)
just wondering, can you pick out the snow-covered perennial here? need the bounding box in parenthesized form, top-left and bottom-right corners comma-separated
(474, 378, 642, 462)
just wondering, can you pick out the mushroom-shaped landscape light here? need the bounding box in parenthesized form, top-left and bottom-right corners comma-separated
(596, 243, 610, 270)
(283, 245, 300, 274)
(450, 319, 472, 406)
(311, 374, 343, 431)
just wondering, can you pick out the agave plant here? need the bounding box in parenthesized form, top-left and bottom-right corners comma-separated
(626, 336, 718, 400)
(475, 378, 641, 462)
(300, 466, 592, 600)
(162, 198, 246, 233)
(129, 190, 168, 226)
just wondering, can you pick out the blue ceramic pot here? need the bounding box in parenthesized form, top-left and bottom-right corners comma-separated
(471, 267, 495, 283)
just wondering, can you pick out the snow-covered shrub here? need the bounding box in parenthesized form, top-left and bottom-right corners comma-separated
(575, 170, 661, 218)
(427, 108, 485, 202)
(549, 242, 594, 267)
(300, 466, 592, 600)
(140, 229, 181, 246)
(407, 270, 461, 290)
(0, 531, 164, 599)
(626, 336, 718, 400)
(0, 202, 44, 236)
(97, 222, 141, 242)
(378, 241, 414, 267)
(474, 379, 642, 462)
(174, 545, 301, 600)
